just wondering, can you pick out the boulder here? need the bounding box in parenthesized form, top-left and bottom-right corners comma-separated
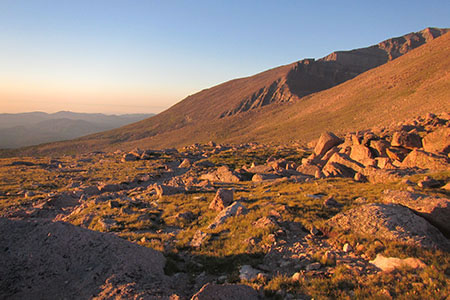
(328, 203, 449, 249)
(209, 189, 233, 211)
(422, 127, 450, 154)
(296, 163, 321, 176)
(383, 190, 450, 236)
(190, 230, 211, 248)
(208, 201, 248, 229)
(191, 283, 259, 300)
(121, 153, 139, 162)
(327, 152, 365, 173)
(178, 158, 192, 168)
(251, 173, 281, 182)
(401, 149, 449, 170)
(322, 162, 356, 178)
(200, 166, 241, 183)
(391, 131, 422, 149)
(314, 132, 343, 157)
(370, 139, 390, 157)
(370, 254, 426, 272)
(386, 147, 410, 162)
(350, 144, 375, 166)
(0, 218, 169, 299)
(323, 196, 342, 208)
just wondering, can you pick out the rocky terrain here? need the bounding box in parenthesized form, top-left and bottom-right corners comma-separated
(1, 112, 449, 299)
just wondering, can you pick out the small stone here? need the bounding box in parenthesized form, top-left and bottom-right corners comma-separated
(343, 243, 353, 252)
(291, 272, 302, 282)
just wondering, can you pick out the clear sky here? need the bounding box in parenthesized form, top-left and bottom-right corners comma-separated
(0, 0, 449, 114)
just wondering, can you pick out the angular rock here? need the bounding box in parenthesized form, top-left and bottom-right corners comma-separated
(323, 196, 342, 208)
(314, 132, 343, 157)
(190, 230, 210, 248)
(386, 147, 410, 162)
(191, 283, 259, 300)
(151, 184, 185, 198)
(370, 139, 390, 157)
(208, 201, 248, 229)
(209, 189, 233, 211)
(178, 158, 192, 168)
(383, 190, 450, 236)
(322, 162, 356, 178)
(296, 163, 321, 176)
(422, 127, 450, 154)
(401, 149, 449, 170)
(370, 254, 426, 272)
(391, 131, 422, 149)
(200, 166, 241, 183)
(328, 203, 449, 249)
(350, 144, 374, 166)
(251, 173, 280, 182)
(327, 152, 365, 173)
(122, 153, 139, 162)
(417, 176, 440, 188)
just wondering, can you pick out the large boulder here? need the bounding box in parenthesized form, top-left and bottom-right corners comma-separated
(314, 132, 343, 157)
(328, 203, 449, 250)
(391, 131, 422, 149)
(422, 127, 450, 154)
(370, 139, 390, 157)
(322, 162, 356, 178)
(0, 218, 169, 299)
(383, 190, 450, 236)
(209, 189, 233, 211)
(350, 144, 375, 166)
(400, 149, 449, 170)
(200, 166, 241, 183)
(191, 283, 260, 300)
(327, 152, 365, 173)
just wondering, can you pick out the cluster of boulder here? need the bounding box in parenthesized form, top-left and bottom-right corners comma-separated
(300, 113, 449, 182)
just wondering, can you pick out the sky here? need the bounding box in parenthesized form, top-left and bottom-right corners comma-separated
(0, 0, 449, 115)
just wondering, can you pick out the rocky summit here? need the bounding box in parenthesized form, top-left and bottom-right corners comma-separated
(0, 110, 449, 299)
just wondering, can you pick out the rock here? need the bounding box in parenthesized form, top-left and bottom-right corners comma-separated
(121, 153, 139, 162)
(354, 172, 366, 182)
(350, 144, 374, 165)
(327, 152, 365, 172)
(253, 216, 278, 229)
(310, 226, 322, 236)
(190, 230, 211, 248)
(0, 218, 169, 299)
(151, 184, 185, 198)
(442, 182, 450, 190)
(370, 254, 426, 272)
(383, 190, 450, 236)
(178, 158, 191, 168)
(209, 189, 233, 211)
(328, 203, 449, 249)
(191, 283, 259, 300)
(314, 132, 343, 157)
(296, 163, 321, 176)
(322, 162, 356, 178)
(200, 166, 241, 183)
(208, 201, 248, 229)
(291, 272, 302, 282)
(374, 157, 394, 169)
(391, 131, 422, 149)
(174, 211, 195, 223)
(422, 127, 450, 154)
(98, 218, 117, 231)
(370, 139, 390, 157)
(323, 196, 342, 208)
(239, 265, 260, 281)
(386, 147, 410, 162)
(251, 173, 280, 182)
(343, 243, 353, 252)
(401, 149, 449, 170)
(306, 262, 321, 271)
(417, 176, 440, 188)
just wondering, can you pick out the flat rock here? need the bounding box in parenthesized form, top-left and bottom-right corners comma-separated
(328, 203, 449, 250)
(370, 254, 426, 272)
(0, 218, 169, 299)
(401, 149, 449, 170)
(383, 190, 450, 236)
(208, 201, 248, 229)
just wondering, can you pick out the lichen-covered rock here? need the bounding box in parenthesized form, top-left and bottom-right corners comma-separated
(328, 203, 449, 250)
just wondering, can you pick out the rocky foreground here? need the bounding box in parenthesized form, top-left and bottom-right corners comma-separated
(0, 112, 449, 299)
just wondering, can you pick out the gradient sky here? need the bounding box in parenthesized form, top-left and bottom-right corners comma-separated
(0, 0, 449, 114)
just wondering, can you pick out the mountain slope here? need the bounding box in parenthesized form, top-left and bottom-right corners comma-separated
(9, 28, 450, 155)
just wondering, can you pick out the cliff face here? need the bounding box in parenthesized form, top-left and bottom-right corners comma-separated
(219, 28, 449, 118)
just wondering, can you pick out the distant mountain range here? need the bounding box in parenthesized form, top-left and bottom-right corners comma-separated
(0, 111, 154, 149)
(6, 27, 450, 156)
